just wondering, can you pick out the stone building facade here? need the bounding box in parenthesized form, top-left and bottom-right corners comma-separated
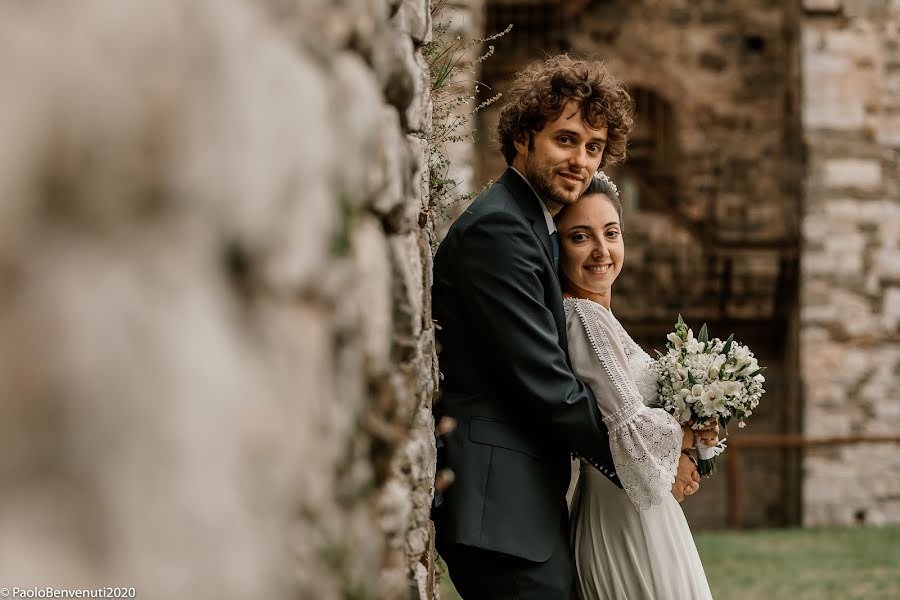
(800, 0, 900, 526)
(468, 0, 900, 528)
(0, 0, 438, 598)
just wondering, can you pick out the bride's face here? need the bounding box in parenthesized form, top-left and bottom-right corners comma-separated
(556, 193, 624, 303)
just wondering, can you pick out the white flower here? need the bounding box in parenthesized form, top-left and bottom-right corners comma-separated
(667, 332, 683, 349)
(673, 390, 693, 422)
(742, 356, 759, 375)
(733, 345, 751, 362)
(686, 337, 706, 354)
(721, 381, 743, 396)
(699, 382, 726, 416)
(707, 354, 726, 379)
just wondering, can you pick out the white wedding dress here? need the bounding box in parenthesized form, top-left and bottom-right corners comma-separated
(565, 298, 713, 600)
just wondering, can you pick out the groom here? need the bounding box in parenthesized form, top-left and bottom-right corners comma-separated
(432, 56, 635, 599)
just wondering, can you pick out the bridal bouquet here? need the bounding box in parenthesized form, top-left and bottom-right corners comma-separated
(654, 315, 766, 477)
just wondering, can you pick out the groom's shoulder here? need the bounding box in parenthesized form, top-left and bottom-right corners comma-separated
(449, 177, 528, 232)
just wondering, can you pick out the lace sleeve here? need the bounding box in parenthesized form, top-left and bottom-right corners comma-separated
(566, 299, 683, 511)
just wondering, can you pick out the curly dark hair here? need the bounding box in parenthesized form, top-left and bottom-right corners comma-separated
(497, 55, 634, 167)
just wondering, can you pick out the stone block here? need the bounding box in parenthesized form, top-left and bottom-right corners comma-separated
(802, 214, 830, 245)
(803, 248, 864, 278)
(393, 0, 431, 44)
(370, 108, 408, 217)
(802, 303, 838, 323)
(803, 0, 843, 12)
(405, 49, 431, 134)
(391, 232, 424, 342)
(352, 217, 393, 375)
(883, 286, 900, 331)
(876, 249, 900, 280)
(824, 198, 896, 223)
(331, 53, 387, 198)
(802, 52, 869, 130)
(372, 27, 418, 115)
(823, 158, 882, 190)
(876, 113, 900, 147)
(836, 292, 883, 337)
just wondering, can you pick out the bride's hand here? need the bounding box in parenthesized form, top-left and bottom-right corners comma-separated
(681, 425, 695, 450)
(672, 453, 700, 502)
(695, 421, 720, 448)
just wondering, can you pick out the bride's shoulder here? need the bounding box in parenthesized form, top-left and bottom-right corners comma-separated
(564, 298, 644, 356)
(563, 298, 623, 336)
(564, 297, 616, 323)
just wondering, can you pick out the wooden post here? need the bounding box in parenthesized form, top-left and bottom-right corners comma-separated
(727, 446, 742, 529)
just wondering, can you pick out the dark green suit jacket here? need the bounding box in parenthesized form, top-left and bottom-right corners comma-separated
(432, 169, 620, 562)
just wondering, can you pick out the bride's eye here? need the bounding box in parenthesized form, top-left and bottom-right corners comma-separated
(571, 232, 589, 242)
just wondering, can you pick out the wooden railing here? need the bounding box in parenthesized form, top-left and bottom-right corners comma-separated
(725, 434, 900, 529)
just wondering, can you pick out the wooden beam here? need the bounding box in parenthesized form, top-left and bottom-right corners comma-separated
(724, 434, 900, 529)
(729, 434, 900, 448)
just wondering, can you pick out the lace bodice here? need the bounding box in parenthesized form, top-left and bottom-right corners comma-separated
(564, 298, 682, 511)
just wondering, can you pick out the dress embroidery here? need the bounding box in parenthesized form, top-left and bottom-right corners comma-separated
(564, 298, 683, 511)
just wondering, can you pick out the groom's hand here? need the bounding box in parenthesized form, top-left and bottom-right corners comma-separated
(672, 452, 700, 502)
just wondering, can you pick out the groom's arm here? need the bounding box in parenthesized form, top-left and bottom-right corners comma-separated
(457, 211, 617, 477)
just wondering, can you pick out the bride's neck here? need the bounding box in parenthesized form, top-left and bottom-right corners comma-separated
(561, 276, 612, 310)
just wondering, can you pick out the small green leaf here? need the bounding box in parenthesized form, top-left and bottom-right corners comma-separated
(723, 333, 734, 355)
(687, 371, 697, 385)
(677, 314, 685, 328)
(698, 323, 709, 344)
(749, 367, 767, 377)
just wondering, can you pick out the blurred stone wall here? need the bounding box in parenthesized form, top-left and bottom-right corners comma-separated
(800, 0, 900, 526)
(0, 0, 438, 598)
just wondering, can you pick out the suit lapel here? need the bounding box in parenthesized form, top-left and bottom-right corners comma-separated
(497, 170, 567, 347)
(498, 170, 555, 270)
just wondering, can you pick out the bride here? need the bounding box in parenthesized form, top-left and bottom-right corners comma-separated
(557, 173, 716, 599)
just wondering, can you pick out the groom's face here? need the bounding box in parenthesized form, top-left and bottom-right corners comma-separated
(512, 100, 608, 214)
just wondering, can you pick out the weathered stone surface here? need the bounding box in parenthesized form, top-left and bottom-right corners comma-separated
(804, 0, 843, 12)
(824, 158, 883, 190)
(393, 0, 431, 44)
(876, 113, 900, 146)
(801, 5, 900, 527)
(0, 0, 437, 597)
(883, 287, 900, 330)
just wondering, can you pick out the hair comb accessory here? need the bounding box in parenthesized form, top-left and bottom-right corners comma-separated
(593, 170, 619, 197)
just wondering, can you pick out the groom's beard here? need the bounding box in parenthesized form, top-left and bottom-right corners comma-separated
(525, 153, 589, 207)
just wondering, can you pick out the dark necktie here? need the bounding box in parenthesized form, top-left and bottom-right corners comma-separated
(550, 231, 560, 272)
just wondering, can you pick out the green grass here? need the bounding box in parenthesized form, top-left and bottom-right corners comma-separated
(696, 526, 900, 600)
(439, 526, 900, 599)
